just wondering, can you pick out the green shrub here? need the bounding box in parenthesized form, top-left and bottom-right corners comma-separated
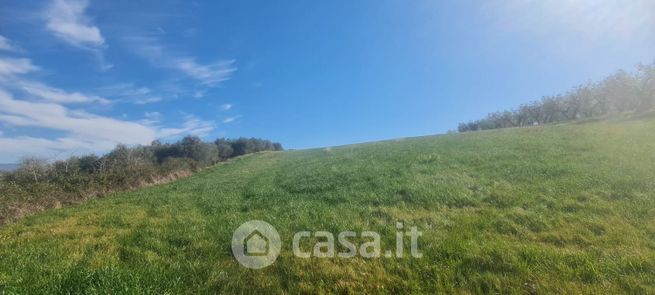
(0, 136, 283, 224)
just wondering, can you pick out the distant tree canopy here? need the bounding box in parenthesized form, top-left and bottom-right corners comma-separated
(458, 63, 655, 132)
(147, 136, 283, 165)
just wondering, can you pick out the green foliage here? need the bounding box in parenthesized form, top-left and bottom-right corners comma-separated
(459, 63, 655, 132)
(0, 114, 654, 293)
(227, 137, 284, 157)
(214, 138, 234, 160)
(0, 136, 283, 224)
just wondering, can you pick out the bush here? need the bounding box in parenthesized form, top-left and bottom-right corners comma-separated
(458, 62, 655, 132)
(0, 135, 283, 224)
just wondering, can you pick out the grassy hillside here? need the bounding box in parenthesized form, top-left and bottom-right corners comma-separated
(1, 114, 654, 294)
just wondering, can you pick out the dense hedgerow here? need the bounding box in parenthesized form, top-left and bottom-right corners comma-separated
(0, 136, 282, 224)
(458, 63, 655, 132)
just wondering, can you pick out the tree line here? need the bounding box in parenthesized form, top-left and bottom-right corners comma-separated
(0, 136, 283, 224)
(458, 63, 655, 132)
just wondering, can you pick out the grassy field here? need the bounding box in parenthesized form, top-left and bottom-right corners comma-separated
(1, 114, 654, 294)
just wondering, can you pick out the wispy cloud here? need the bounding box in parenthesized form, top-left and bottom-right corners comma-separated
(43, 0, 112, 70)
(133, 96, 162, 104)
(144, 111, 161, 120)
(0, 136, 118, 162)
(96, 83, 162, 105)
(0, 35, 18, 52)
(21, 81, 111, 104)
(45, 0, 105, 48)
(0, 58, 39, 79)
(0, 89, 216, 162)
(222, 115, 240, 123)
(220, 103, 232, 111)
(0, 56, 109, 105)
(157, 115, 215, 138)
(127, 36, 236, 86)
(0, 54, 216, 161)
(174, 58, 236, 86)
(141, 111, 162, 125)
(0, 89, 155, 145)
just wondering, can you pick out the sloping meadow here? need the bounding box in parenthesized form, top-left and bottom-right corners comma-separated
(1, 114, 654, 294)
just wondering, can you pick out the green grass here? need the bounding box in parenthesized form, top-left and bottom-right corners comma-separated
(1, 114, 655, 294)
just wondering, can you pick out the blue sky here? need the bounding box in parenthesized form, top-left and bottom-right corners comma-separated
(0, 0, 654, 162)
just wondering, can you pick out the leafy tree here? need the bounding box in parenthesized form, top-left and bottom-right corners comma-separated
(458, 62, 655, 132)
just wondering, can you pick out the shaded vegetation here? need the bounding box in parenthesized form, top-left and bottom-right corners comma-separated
(0, 136, 282, 224)
(0, 114, 654, 293)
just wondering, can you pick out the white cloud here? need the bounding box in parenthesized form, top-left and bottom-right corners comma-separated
(0, 90, 216, 162)
(143, 111, 162, 123)
(0, 49, 216, 161)
(21, 81, 110, 104)
(96, 83, 162, 104)
(0, 136, 117, 162)
(0, 90, 154, 144)
(220, 103, 232, 111)
(222, 116, 240, 123)
(0, 58, 39, 79)
(157, 115, 215, 138)
(0, 35, 18, 52)
(45, 0, 105, 48)
(127, 36, 236, 86)
(121, 85, 150, 96)
(0, 57, 110, 105)
(174, 58, 236, 86)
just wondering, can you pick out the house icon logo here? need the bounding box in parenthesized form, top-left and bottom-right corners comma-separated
(245, 230, 269, 256)
(231, 220, 281, 269)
